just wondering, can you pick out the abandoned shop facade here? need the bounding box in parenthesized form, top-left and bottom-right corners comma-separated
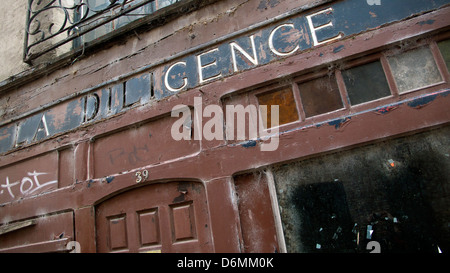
(0, 0, 449, 253)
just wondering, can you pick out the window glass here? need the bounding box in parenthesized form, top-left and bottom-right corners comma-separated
(158, 0, 179, 8)
(273, 128, 450, 253)
(437, 39, 450, 73)
(342, 61, 391, 105)
(388, 47, 442, 93)
(77, 0, 173, 44)
(116, 1, 157, 29)
(257, 87, 299, 129)
(298, 75, 343, 118)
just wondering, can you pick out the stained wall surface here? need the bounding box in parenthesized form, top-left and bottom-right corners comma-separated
(0, 0, 449, 253)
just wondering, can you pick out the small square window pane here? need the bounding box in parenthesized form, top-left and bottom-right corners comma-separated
(298, 75, 343, 118)
(115, 1, 157, 28)
(158, 0, 178, 9)
(437, 39, 450, 73)
(342, 61, 391, 105)
(388, 47, 442, 93)
(257, 87, 299, 129)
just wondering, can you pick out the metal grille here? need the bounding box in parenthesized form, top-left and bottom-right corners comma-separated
(23, 0, 178, 63)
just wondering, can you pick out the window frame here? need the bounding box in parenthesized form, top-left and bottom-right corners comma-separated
(222, 32, 450, 137)
(23, 0, 215, 64)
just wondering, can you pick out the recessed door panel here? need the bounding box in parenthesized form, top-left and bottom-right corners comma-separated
(96, 181, 213, 253)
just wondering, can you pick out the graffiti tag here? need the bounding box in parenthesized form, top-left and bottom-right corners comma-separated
(0, 171, 57, 201)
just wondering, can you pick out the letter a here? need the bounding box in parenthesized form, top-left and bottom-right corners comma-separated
(33, 114, 50, 141)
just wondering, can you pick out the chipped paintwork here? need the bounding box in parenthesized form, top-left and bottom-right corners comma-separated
(105, 176, 115, 184)
(1, 0, 448, 155)
(242, 140, 258, 148)
(328, 117, 351, 129)
(333, 45, 345, 53)
(407, 93, 438, 109)
(418, 19, 436, 26)
(374, 105, 399, 115)
(0, 0, 449, 254)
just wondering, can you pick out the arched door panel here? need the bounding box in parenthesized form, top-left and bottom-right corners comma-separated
(95, 181, 213, 253)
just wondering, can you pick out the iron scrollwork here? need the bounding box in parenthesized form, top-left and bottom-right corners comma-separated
(23, 0, 159, 63)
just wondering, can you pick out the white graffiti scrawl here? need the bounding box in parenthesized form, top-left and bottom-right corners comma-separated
(1, 171, 57, 201)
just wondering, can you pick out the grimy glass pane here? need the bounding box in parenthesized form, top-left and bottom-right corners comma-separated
(273, 127, 450, 253)
(298, 75, 343, 118)
(388, 47, 442, 93)
(257, 87, 299, 129)
(437, 39, 450, 73)
(342, 61, 391, 105)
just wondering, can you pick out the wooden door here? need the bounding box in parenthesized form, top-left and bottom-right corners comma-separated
(95, 181, 213, 253)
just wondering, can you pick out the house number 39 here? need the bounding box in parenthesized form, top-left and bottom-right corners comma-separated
(135, 170, 149, 183)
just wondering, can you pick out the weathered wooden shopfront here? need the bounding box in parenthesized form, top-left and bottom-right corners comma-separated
(0, 0, 449, 253)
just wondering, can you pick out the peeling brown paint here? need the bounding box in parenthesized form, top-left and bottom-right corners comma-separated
(0, 0, 449, 253)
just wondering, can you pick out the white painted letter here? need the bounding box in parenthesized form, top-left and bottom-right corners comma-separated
(33, 114, 50, 141)
(230, 35, 259, 72)
(164, 61, 188, 92)
(197, 48, 222, 84)
(269, 24, 300, 56)
(306, 7, 343, 46)
(83, 93, 100, 123)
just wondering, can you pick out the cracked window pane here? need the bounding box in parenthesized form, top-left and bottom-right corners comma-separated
(298, 75, 343, 118)
(342, 61, 391, 105)
(257, 87, 299, 129)
(437, 39, 450, 73)
(388, 47, 442, 93)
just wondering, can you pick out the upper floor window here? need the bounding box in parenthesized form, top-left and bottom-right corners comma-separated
(222, 34, 450, 135)
(75, 0, 179, 44)
(24, 0, 181, 63)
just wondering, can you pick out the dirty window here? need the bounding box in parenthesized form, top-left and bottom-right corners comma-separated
(257, 87, 299, 129)
(342, 61, 391, 105)
(78, 0, 163, 44)
(24, 0, 186, 62)
(437, 39, 450, 73)
(297, 75, 343, 118)
(388, 46, 443, 93)
(274, 126, 450, 253)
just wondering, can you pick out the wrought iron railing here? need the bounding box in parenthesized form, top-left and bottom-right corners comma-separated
(23, 0, 179, 63)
